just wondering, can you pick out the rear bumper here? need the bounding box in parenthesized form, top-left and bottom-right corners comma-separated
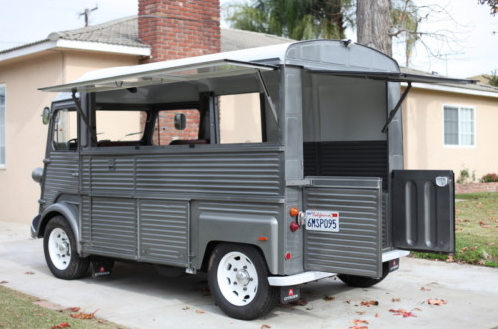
(268, 249, 410, 286)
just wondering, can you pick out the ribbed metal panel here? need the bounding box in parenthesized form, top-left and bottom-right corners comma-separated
(42, 153, 79, 203)
(89, 197, 137, 255)
(139, 200, 189, 266)
(304, 180, 382, 277)
(197, 200, 281, 217)
(304, 141, 388, 189)
(86, 157, 135, 191)
(135, 151, 282, 196)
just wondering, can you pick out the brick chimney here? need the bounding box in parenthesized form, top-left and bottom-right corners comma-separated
(138, 0, 221, 63)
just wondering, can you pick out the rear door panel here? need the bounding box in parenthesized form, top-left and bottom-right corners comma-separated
(391, 170, 455, 253)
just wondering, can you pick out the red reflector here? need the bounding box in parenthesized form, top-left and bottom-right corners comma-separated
(285, 252, 291, 260)
(290, 222, 299, 232)
(99, 266, 105, 273)
(288, 288, 294, 296)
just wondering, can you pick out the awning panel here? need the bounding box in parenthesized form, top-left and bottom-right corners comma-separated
(308, 70, 476, 85)
(40, 59, 278, 93)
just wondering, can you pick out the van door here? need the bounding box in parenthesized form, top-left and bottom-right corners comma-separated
(40, 102, 80, 206)
(391, 170, 455, 253)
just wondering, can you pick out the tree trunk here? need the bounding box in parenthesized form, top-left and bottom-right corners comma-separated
(356, 0, 392, 56)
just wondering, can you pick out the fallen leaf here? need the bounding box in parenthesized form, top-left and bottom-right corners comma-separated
(412, 307, 422, 311)
(51, 322, 71, 329)
(479, 221, 487, 226)
(324, 295, 335, 301)
(351, 319, 369, 325)
(70, 310, 98, 320)
(446, 255, 455, 263)
(356, 311, 366, 315)
(486, 243, 496, 246)
(24, 271, 35, 275)
(420, 287, 431, 291)
(261, 325, 271, 329)
(428, 299, 447, 306)
(349, 326, 368, 329)
(67, 307, 81, 312)
(392, 298, 401, 302)
(389, 309, 417, 318)
(361, 300, 379, 307)
(471, 246, 478, 251)
(182, 306, 189, 311)
(375, 313, 381, 318)
(0, 280, 8, 284)
(195, 310, 205, 314)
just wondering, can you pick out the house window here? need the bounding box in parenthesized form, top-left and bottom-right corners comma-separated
(0, 85, 5, 167)
(444, 105, 475, 146)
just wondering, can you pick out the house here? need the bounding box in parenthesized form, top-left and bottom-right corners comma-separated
(1, 0, 497, 225)
(400, 68, 498, 182)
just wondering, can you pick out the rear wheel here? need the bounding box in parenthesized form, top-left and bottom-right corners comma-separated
(337, 262, 390, 288)
(207, 243, 278, 320)
(43, 216, 89, 280)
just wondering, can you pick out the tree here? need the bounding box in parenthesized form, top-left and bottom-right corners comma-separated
(477, 0, 498, 15)
(225, 0, 353, 40)
(356, 0, 392, 56)
(483, 70, 498, 87)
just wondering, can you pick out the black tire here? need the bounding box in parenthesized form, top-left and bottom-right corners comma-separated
(207, 243, 279, 320)
(43, 216, 90, 280)
(337, 262, 390, 288)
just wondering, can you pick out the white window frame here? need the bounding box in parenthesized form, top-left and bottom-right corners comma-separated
(442, 104, 476, 148)
(0, 84, 5, 169)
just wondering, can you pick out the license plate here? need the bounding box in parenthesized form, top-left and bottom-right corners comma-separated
(305, 210, 339, 232)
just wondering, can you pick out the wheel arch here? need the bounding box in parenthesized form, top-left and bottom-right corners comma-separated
(196, 213, 279, 274)
(37, 202, 80, 252)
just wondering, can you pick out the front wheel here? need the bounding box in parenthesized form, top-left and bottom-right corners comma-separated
(43, 216, 90, 280)
(207, 243, 279, 320)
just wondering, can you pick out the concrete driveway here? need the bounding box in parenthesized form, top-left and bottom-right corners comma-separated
(1, 221, 497, 329)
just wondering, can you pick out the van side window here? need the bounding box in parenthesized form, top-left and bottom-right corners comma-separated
(52, 108, 78, 151)
(218, 93, 263, 144)
(96, 110, 146, 146)
(152, 109, 202, 145)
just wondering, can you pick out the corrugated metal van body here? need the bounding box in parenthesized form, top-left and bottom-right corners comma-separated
(303, 177, 383, 278)
(79, 146, 284, 267)
(41, 153, 79, 204)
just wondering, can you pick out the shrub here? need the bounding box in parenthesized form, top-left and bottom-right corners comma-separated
(481, 173, 498, 183)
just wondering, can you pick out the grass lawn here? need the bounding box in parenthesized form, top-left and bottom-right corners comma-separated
(0, 285, 128, 329)
(415, 192, 498, 267)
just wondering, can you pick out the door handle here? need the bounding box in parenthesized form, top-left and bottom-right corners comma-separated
(435, 176, 448, 187)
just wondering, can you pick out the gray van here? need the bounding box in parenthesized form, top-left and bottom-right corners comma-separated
(31, 40, 469, 320)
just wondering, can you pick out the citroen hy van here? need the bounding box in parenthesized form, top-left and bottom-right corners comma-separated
(31, 40, 470, 320)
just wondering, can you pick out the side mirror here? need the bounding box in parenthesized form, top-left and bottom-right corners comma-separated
(42, 107, 51, 125)
(174, 113, 186, 130)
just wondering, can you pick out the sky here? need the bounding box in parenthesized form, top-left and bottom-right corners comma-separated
(0, 0, 496, 79)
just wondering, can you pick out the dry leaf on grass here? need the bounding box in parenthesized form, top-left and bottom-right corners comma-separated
(261, 325, 271, 329)
(351, 319, 369, 325)
(67, 307, 80, 312)
(70, 310, 98, 320)
(51, 322, 71, 328)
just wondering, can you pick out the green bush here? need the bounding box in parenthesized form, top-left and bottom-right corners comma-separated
(481, 173, 498, 183)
